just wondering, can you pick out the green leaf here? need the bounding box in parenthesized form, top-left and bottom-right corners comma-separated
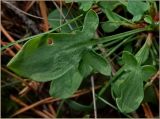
(122, 51, 138, 70)
(113, 70, 144, 113)
(135, 42, 150, 65)
(78, 1, 93, 11)
(49, 67, 83, 99)
(112, 51, 144, 113)
(141, 65, 156, 81)
(102, 21, 119, 33)
(126, 0, 149, 21)
(144, 15, 153, 24)
(83, 50, 111, 76)
(132, 15, 142, 22)
(7, 10, 99, 82)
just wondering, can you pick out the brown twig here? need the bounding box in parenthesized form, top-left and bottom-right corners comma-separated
(10, 95, 50, 118)
(142, 103, 154, 118)
(1, 25, 21, 50)
(39, 1, 49, 32)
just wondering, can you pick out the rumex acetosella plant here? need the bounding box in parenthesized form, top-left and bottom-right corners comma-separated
(5, 0, 159, 115)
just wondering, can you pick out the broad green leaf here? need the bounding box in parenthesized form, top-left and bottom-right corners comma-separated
(114, 71, 144, 113)
(135, 42, 150, 65)
(48, 8, 79, 32)
(7, 10, 99, 82)
(141, 65, 156, 81)
(112, 51, 144, 113)
(83, 50, 111, 76)
(49, 67, 83, 99)
(126, 0, 149, 21)
(102, 21, 119, 33)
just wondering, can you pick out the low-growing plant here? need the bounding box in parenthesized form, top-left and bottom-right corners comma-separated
(3, 0, 159, 116)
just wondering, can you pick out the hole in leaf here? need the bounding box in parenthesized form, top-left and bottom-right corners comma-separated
(47, 38, 54, 46)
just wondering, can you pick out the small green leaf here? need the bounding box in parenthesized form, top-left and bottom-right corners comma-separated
(78, 1, 93, 11)
(122, 51, 138, 70)
(102, 21, 119, 33)
(141, 65, 156, 81)
(144, 15, 153, 24)
(49, 67, 83, 99)
(83, 50, 111, 76)
(135, 42, 150, 65)
(132, 15, 142, 22)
